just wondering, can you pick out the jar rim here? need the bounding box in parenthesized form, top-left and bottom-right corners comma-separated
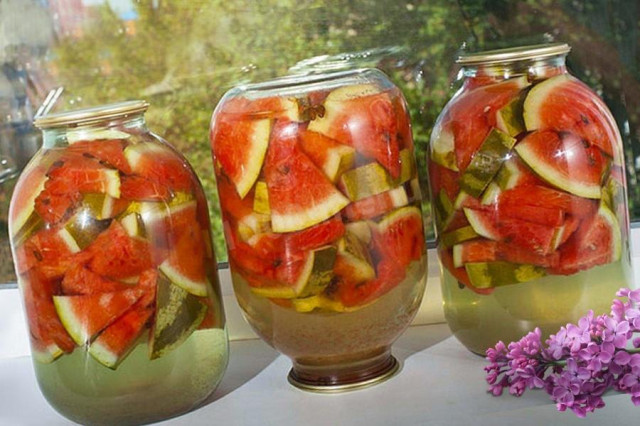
(34, 100, 149, 129)
(456, 43, 571, 66)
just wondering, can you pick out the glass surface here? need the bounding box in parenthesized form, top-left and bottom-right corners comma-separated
(0, 1, 638, 280)
(428, 47, 633, 354)
(9, 107, 229, 424)
(210, 69, 427, 389)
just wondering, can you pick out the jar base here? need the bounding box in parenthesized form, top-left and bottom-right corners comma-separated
(287, 353, 400, 393)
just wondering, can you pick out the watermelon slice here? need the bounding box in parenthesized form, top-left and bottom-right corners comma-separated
(552, 204, 622, 275)
(150, 274, 206, 359)
(124, 142, 194, 194)
(429, 119, 458, 171)
(299, 130, 355, 182)
(344, 185, 408, 221)
(333, 232, 375, 284)
(496, 184, 598, 218)
(264, 121, 349, 233)
(515, 130, 608, 199)
(523, 74, 618, 157)
(53, 287, 143, 345)
(210, 114, 271, 198)
(453, 239, 559, 268)
(220, 94, 302, 121)
(448, 76, 529, 171)
(307, 84, 401, 178)
(45, 154, 121, 198)
(88, 304, 153, 369)
(371, 206, 425, 269)
(9, 162, 47, 242)
(464, 207, 558, 255)
(14, 227, 81, 279)
(84, 221, 153, 281)
(120, 175, 173, 201)
(158, 201, 209, 297)
(66, 139, 132, 174)
(61, 264, 134, 295)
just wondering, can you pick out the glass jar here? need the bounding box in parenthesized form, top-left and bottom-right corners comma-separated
(209, 68, 427, 391)
(9, 101, 229, 425)
(428, 43, 633, 354)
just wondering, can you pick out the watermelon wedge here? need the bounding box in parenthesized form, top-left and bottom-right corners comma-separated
(210, 115, 271, 198)
(61, 264, 135, 295)
(523, 74, 618, 157)
(344, 185, 408, 221)
(88, 305, 153, 369)
(14, 227, 81, 279)
(66, 139, 132, 174)
(307, 84, 401, 178)
(370, 206, 425, 270)
(158, 201, 209, 297)
(299, 130, 355, 182)
(53, 287, 143, 345)
(9, 162, 47, 242)
(124, 142, 194, 194)
(264, 121, 349, 233)
(515, 130, 608, 199)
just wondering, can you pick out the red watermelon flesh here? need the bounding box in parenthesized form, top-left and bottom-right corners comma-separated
(21, 271, 76, 352)
(88, 304, 153, 368)
(264, 120, 349, 233)
(125, 142, 194, 194)
(86, 221, 153, 280)
(216, 173, 255, 222)
(448, 77, 528, 171)
(210, 112, 270, 198)
(465, 208, 558, 255)
(334, 259, 402, 308)
(428, 159, 460, 202)
(515, 130, 609, 199)
(392, 94, 414, 150)
(524, 74, 618, 157)
(454, 239, 560, 268)
(344, 186, 408, 221)
(551, 206, 621, 275)
(308, 86, 401, 178)
(45, 154, 120, 197)
(54, 288, 144, 345)
(120, 175, 172, 201)
(67, 139, 132, 174)
(299, 129, 355, 181)
(497, 184, 598, 218)
(14, 227, 80, 279)
(370, 206, 425, 270)
(483, 202, 565, 227)
(61, 264, 134, 295)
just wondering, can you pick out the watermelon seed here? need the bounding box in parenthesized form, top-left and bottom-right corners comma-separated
(580, 114, 590, 125)
(458, 282, 465, 290)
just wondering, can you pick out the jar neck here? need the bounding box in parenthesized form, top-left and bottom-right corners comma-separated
(461, 54, 567, 89)
(41, 114, 148, 149)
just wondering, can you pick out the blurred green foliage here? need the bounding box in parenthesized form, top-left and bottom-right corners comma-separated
(49, 0, 640, 260)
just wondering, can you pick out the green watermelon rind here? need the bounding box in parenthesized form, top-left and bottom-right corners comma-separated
(514, 134, 602, 199)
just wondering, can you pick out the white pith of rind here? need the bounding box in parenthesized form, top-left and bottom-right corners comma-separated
(57, 227, 81, 253)
(307, 101, 345, 138)
(271, 190, 349, 233)
(67, 129, 131, 144)
(523, 74, 570, 131)
(159, 261, 209, 297)
(598, 204, 622, 262)
(376, 205, 422, 232)
(464, 208, 499, 240)
(235, 119, 271, 199)
(430, 125, 458, 171)
(88, 340, 118, 367)
(32, 342, 64, 364)
(103, 169, 121, 198)
(10, 172, 46, 238)
(389, 186, 409, 207)
(323, 145, 355, 182)
(52, 296, 88, 346)
(515, 141, 602, 199)
(345, 221, 372, 244)
(452, 244, 464, 268)
(120, 213, 140, 237)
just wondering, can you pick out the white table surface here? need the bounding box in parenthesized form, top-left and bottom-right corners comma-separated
(2, 323, 639, 426)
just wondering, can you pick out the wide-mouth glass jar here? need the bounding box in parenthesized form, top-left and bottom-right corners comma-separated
(9, 101, 228, 425)
(209, 68, 427, 391)
(427, 43, 633, 354)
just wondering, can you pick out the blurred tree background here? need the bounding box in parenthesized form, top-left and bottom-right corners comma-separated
(30, 0, 640, 260)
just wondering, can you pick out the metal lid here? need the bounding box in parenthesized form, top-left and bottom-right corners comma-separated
(456, 43, 571, 66)
(34, 100, 149, 129)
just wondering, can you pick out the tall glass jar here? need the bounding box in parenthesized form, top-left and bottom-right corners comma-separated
(9, 101, 229, 425)
(210, 68, 427, 391)
(428, 43, 633, 354)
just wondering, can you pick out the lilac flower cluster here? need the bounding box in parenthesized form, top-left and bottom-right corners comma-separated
(485, 288, 640, 417)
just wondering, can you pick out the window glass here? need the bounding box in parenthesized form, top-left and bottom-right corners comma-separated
(1, 0, 638, 284)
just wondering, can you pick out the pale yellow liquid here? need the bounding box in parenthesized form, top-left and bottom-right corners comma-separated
(34, 328, 229, 425)
(441, 257, 633, 355)
(233, 257, 427, 374)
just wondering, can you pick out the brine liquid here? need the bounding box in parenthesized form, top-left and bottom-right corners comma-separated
(33, 328, 228, 426)
(233, 258, 426, 373)
(441, 258, 633, 355)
